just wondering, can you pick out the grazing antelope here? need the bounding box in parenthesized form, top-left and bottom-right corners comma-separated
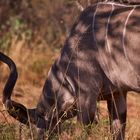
(0, 2, 140, 140)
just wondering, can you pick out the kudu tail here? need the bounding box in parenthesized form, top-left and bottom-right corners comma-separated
(0, 52, 36, 125)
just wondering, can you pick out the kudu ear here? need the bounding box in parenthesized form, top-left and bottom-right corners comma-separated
(5, 100, 36, 125)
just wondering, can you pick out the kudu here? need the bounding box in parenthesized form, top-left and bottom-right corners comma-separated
(0, 2, 140, 140)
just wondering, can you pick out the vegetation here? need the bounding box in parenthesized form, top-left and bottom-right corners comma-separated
(0, 0, 140, 139)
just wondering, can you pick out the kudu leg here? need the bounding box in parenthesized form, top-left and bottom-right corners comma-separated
(77, 95, 97, 126)
(107, 92, 127, 140)
(35, 111, 47, 140)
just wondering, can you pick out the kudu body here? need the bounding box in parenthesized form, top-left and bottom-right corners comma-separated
(0, 2, 140, 140)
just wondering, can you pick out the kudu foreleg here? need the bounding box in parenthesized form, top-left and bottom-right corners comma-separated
(77, 94, 98, 126)
(107, 92, 127, 140)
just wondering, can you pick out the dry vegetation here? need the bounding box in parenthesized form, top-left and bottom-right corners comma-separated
(0, 0, 140, 139)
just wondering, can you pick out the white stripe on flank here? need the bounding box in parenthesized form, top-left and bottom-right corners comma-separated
(105, 3, 115, 53)
(98, 1, 140, 7)
(122, 6, 136, 59)
(92, 2, 99, 45)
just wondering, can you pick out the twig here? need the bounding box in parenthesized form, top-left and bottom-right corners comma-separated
(75, 1, 84, 11)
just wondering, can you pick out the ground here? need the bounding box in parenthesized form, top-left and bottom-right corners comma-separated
(0, 82, 140, 139)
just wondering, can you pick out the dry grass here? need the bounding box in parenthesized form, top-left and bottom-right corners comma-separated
(0, 44, 140, 140)
(0, 93, 139, 140)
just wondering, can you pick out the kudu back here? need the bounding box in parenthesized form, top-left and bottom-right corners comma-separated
(0, 2, 140, 140)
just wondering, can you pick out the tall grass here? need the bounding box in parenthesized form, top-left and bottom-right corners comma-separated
(0, 98, 139, 140)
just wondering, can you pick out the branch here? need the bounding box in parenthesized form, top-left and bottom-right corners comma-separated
(75, 1, 84, 11)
